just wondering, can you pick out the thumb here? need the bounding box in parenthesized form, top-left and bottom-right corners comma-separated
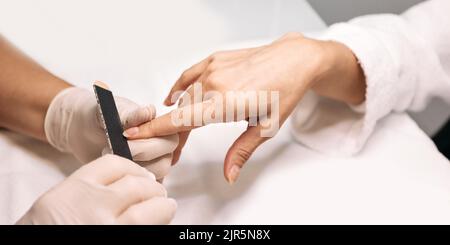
(121, 105, 156, 129)
(224, 124, 269, 185)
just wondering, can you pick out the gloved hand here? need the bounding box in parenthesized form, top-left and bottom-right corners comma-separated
(16, 155, 177, 225)
(44, 85, 179, 180)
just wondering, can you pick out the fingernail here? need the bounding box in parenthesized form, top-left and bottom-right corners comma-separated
(227, 165, 241, 185)
(123, 127, 139, 137)
(164, 97, 170, 106)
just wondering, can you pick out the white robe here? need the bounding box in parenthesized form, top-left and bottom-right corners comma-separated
(292, 0, 450, 156)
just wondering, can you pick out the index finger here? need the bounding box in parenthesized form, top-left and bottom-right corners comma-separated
(123, 102, 209, 139)
(164, 58, 210, 106)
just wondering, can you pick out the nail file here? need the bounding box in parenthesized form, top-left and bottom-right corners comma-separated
(93, 81, 133, 160)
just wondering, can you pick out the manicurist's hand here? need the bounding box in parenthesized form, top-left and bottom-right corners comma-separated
(0, 36, 178, 180)
(45, 84, 179, 180)
(16, 155, 177, 225)
(123, 33, 366, 184)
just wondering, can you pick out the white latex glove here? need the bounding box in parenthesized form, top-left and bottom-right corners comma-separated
(16, 155, 177, 225)
(45, 86, 179, 179)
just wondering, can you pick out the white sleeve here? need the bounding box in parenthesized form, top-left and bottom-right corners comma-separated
(291, 0, 450, 156)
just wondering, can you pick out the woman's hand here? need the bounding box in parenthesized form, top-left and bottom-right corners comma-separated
(124, 33, 366, 184)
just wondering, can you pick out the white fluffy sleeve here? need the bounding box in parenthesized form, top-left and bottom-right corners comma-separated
(291, 0, 450, 156)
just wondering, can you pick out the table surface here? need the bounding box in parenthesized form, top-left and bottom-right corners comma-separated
(1, 0, 450, 225)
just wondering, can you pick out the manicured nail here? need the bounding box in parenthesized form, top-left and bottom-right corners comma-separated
(123, 127, 139, 137)
(164, 96, 171, 106)
(227, 165, 241, 185)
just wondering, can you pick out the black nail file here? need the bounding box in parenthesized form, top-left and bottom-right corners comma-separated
(93, 82, 133, 160)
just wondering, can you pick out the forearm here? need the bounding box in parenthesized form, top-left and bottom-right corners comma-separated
(0, 36, 72, 141)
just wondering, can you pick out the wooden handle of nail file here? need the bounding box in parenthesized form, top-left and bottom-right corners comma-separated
(93, 81, 133, 160)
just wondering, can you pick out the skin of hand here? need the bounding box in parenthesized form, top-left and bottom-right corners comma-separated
(0, 35, 71, 140)
(123, 33, 366, 184)
(45, 87, 179, 180)
(16, 154, 177, 225)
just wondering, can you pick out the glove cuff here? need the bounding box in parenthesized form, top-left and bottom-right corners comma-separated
(44, 87, 90, 153)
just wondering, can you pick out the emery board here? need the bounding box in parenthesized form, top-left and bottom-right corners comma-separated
(93, 81, 133, 160)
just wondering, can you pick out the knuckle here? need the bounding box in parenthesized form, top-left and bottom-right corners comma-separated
(205, 72, 220, 86)
(139, 122, 154, 137)
(150, 157, 172, 180)
(88, 154, 122, 171)
(144, 105, 156, 120)
(159, 199, 177, 223)
(125, 208, 143, 224)
(204, 75, 214, 85)
(207, 61, 220, 73)
(235, 147, 253, 163)
(209, 51, 223, 62)
(152, 182, 168, 197)
(122, 175, 143, 191)
(158, 163, 172, 179)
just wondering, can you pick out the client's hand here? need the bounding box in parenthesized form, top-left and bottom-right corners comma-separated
(123, 33, 365, 184)
(44, 83, 179, 180)
(16, 155, 177, 225)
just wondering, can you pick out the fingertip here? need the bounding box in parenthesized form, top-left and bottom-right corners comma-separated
(147, 171, 157, 181)
(155, 197, 177, 224)
(164, 93, 178, 106)
(167, 198, 178, 210)
(163, 97, 170, 106)
(164, 96, 174, 106)
(171, 152, 180, 166)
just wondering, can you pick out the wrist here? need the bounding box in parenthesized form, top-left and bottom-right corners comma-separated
(310, 40, 366, 105)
